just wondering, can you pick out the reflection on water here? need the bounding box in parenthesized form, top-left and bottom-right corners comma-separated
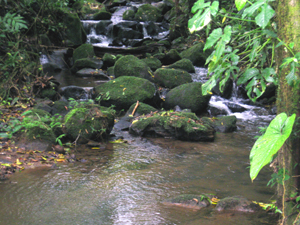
(0, 127, 277, 225)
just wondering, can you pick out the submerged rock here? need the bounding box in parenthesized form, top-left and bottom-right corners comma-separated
(164, 194, 210, 210)
(129, 111, 215, 141)
(211, 116, 237, 133)
(215, 196, 260, 212)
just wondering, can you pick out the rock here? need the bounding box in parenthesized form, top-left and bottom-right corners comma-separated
(181, 43, 210, 66)
(103, 53, 117, 68)
(42, 63, 62, 74)
(88, 20, 113, 35)
(225, 102, 247, 113)
(93, 76, 157, 110)
(71, 58, 103, 73)
(163, 58, 195, 73)
(160, 49, 182, 65)
(76, 68, 110, 80)
(169, 13, 189, 41)
(114, 55, 152, 80)
(51, 100, 70, 116)
(129, 111, 215, 141)
(127, 102, 157, 117)
(211, 78, 233, 99)
(153, 68, 192, 89)
(211, 115, 237, 133)
(93, 11, 111, 20)
(60, 86, 89, 100)
(40, 88, 59, 101)
(123, 9, 136, 20)
(164, 194, 210, 210)
(52, 145, 66, 154)
(215, 196, 260, 212)
(64, 105, 115, 144)
(134, 4, 162, 22)
(73, 44, 95, 62)
(141, 56, 162, 71)
(164, 82, 211, 114)
(144, 21, 160, 36)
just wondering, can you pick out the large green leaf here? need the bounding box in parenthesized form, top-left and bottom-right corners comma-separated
(255, 4, 275, 28)
(237, 68, 259, 85)
(242, 0, 264, 18)
(188, 7, 211, 33)
(204, 28, 222, 51)
(235, 0, 247, 11)
(191, 0, 209, 13)
(250, 113, 296, 181)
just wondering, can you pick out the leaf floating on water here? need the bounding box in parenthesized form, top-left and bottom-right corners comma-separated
(16, 159, 22, 165)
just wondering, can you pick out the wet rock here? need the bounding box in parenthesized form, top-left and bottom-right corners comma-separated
(71, 58, 103, 73)
(163, 58, 195, 73)
(103, 53, 117, 69)
(114, 55, 152, 80)
(181, 43, 210, 66)
(164, 82, 211, 114)
(209, 106, 228, 116)
(122, 9, 136, 20)
(76, 68, 110, 80)
(215, 196, 260, 212)
(153, 68, 192, 89)
(60, 86, 89, 100)
(164, 194, 210, 210)
(225, 102, 247, 113)
(51, 100, 70, 116)
(160, 49, 182, 65)
(129, 111, 215, 141)
(144, 21, 160, 36)
(73, 44, 95, 62)
(212, 78, 233, 99)
(210, 115, 237, 133)
(64, 105, 115, 144)
(93, 11, 111, 20)
(141, 56, 162, 71)
(134, 4, 163, 22)
(93, 76, 157, 111)
(42, 63, 62, 74)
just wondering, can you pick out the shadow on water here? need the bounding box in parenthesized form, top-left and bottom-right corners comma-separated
(0, 127, 278, 225)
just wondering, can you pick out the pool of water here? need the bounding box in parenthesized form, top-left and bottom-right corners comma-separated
(0, 121, 278, 225)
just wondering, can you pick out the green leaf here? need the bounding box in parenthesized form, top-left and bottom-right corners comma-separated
(262, 29, 277, 38)
(191, 0, 208, 13)
(222, 25, 232, 43)
(237, 68, 259, 85)
(204, 28, 222, 51)
(250, 113, 296, 181)
(188, 7, 211, 33)
(242, 0, 264, 19)
(286, 61, 299, 86)
(210, 1, 219, 16)
(235, 0, 247, 11)
(255, 4, 275, 28)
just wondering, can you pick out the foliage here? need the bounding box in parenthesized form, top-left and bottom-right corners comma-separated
(249, 113, 296, 181)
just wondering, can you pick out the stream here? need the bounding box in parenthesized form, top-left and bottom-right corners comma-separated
(0, 3, 279, 224)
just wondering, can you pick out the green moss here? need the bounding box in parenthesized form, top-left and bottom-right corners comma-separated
(40, 88, 57, 100)
(134, 4, 162, 22)
(25, 126, 56, 143)
(73, 44, 95, 62)
(180, 43, 210, 66)
(164, 59, 195, 73)
(153, 68, 192, 89)
(127, 102, 157, 116)
(71, 58, 100, 73)
(141, 57, 162, 71)
(123, 9, 135, 20)
(103, 53, 117, 67)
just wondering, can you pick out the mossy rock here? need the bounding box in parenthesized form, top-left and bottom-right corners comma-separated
(40, 88, 58, 101)
(123, 9, 135, 20)
(62, 11, 87, 46)
(107, 66, 115, 76)
(164, 59, 195, 73)
(73, 44, 95, 62)
(127, 102, 157, 116)
(212, 78, 233, 99)
(114, 55, 152, 80)
(93, 76, 156, 111)
(153, 68, 192, 89)
(212, 115, 237, 133)
(24, 108, 52, 120)
(216, 196, 260, 212)
(141, 57, 162, 71)
(164, 82, 211, 113)
(160, 49, 182, 65)
(164, 194, 210, 210)
(181, 43, 210, 66)
(51, 100, 70, 116)
(134, 4, 162, 22)
(71, 58, 103, 73)
(93, 11, 111, 20)
(25, 126, 56, 143)
(64, 105, 115, 143)
(129, 111, 215, 141)
(103, 53, 117, 68)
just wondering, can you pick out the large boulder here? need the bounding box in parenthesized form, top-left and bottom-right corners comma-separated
(60, 86, 89, 100)
(64, 105, 115, 144)
(181, 43, 210, 66)
(93, 11, 111, 20)
(71, 58, 103, 73)
(73, 44, 95, 62)
(153, 68, 192, 89)
(164, 82, 211, 113)
(202, 116, 237, 133)
(114, 55, 152, 80)
(103, 53, 117, 69)
(164, 59, 195, 73)
(141, 56, 162, 71)
(129, 111, 215, 141)
(160, 49, 182, 65)
(93, 76, 157, 110)
(134, 4, 162, 22)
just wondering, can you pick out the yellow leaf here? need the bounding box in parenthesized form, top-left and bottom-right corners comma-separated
(16, 159, 22, 165)
(132, 119, 139, 124)
(222, 16, 226, 23)
(92, 147, 100, 149)
(55, 159, 66, 162)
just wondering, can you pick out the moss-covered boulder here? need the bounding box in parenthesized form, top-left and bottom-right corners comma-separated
(123, 9, 135, 20)
(64, 105, 115, 143)
(211, 115, 237, 133)
(134, 4, 162, 22)
(61, 11, 87, 46)
(216, 196, 260, 212)
(93, 11, 111, 20)
(141, 56, 162, 71)
(114, 55, 152, 80)
(71, 58, 103, 73)
(181, 43, 210, 66)
(164, 194, 211, 210)
(51, 100, 70, 116)
(164, 82, 211, 113)
(164, 59, 195, 73)
(103, 53, 117, 69)
(93, 76, 156, 110)
(160, 49, 182, 65)
(129, 111, 215, 141)
(153, 68, 192, 89)
(73, 44, 95, 62)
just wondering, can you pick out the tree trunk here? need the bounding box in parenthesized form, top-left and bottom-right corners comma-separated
(276, 0, 300, 224)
